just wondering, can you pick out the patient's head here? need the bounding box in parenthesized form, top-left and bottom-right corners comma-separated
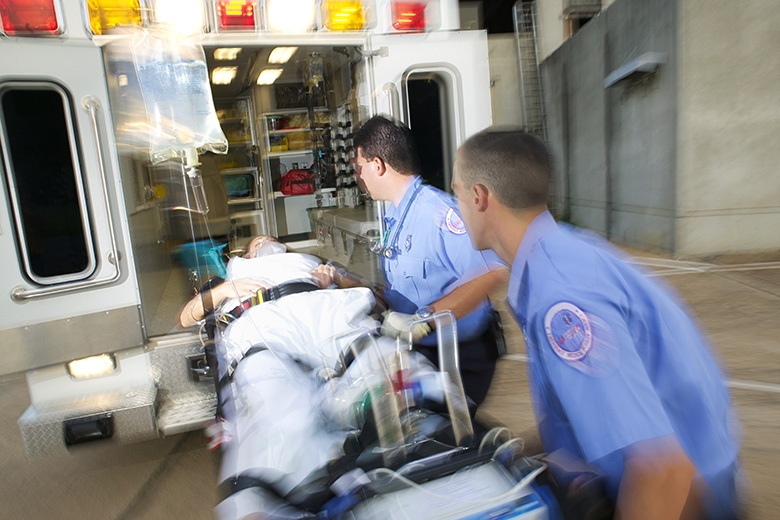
(242, 235, 287, 259)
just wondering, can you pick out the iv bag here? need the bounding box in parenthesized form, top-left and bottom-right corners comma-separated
(106, 27, 227, 164)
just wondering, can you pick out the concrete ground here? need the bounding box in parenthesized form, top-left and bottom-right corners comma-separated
(0, 250, 778, 519)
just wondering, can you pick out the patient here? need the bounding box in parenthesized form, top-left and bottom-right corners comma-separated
(178, 235, 328, 328)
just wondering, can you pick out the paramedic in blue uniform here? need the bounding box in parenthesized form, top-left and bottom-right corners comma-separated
(316, 115, 507, 407)
(450, 128, 742, 519)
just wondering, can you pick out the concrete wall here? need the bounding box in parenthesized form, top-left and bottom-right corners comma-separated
(675, 0, 780, 255)
(542, 0, 678, 250)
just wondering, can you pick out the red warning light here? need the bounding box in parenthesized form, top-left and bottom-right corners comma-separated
(0, 0, 61, 36)
(392, 1, 426, 32)
(216, 0, 257, 31)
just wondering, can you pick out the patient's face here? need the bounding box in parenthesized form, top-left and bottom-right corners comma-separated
(243, 236, 278, 258)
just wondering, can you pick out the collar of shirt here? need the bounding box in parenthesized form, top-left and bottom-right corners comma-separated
(384, 175, 421, 227)
(506, 210, 558, 312)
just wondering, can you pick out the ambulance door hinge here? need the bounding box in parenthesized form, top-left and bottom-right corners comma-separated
(358, 47, 389, 58)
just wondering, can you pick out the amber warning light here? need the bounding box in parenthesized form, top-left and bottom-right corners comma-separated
(0, 0, 61, 36)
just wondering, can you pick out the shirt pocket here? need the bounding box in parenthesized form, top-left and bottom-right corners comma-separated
(394, 255, 433, 305)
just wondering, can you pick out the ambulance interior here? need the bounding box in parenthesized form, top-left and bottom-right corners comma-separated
(116, 43, 457, 339)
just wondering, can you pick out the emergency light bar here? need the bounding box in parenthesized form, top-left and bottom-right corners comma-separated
(322, 0, 366, 31)
(1, 0, 438, 39)
(0, 0, 63, 36)
(86, 0, 143, 35)
(153, 0, 205, 35)
(265, 0, 314, 33)
(392, 1, 426, 31)
(216, 0, 256, 31)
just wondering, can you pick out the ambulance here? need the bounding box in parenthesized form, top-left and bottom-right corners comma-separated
(0, 0, 493, 458)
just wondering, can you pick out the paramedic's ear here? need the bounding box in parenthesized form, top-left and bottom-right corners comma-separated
(373, 156, 387, 176)
(473, 183, 489, 213)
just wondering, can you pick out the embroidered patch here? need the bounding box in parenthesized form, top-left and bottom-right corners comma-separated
(544, 302, 593, 362)
(445, 208, 467, 234)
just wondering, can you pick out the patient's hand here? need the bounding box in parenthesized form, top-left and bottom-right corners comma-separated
(310, 264, 339, 288)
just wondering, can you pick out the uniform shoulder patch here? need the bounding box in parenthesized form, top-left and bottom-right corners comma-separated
(444, 208, 467, 235)
(544, 302, 593, 361)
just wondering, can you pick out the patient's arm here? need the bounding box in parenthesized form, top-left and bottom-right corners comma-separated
(310, 264, 388, 314)
(178, 278, 271, 328)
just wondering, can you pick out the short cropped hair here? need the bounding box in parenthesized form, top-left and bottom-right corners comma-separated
(457, 129, 550, 210)
(352, 115, 421, 176)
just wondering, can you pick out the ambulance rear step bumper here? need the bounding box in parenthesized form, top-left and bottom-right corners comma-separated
(156, 391, 217, 436)
(17, 387, 157, 460)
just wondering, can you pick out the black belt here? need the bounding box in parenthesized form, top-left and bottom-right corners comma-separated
(227, 281, 320, 319)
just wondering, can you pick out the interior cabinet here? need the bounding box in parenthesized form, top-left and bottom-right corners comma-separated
(260, 108, 336, 240)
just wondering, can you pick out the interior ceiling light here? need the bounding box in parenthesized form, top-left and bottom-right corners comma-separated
(154, 0, 204, 35)
(212, 66, 238, 85)
(214, 48, 242, 60)
(266, 0, 315, 33)
(257, 68, 284, 85)
(268, 47, 298, 64)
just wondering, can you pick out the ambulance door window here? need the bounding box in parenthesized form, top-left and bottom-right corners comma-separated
(404, 72, 456, 193)
(0, 84, 96, 284)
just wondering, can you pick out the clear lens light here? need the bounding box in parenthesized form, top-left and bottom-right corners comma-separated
(154, 0, 204, 35)
(257, 68, 283, 85)
(68, 354, 116, 380)
(212, 66, 238, 84)
(268, 47, 298, 64)
(266, 0, 315, 32)
(214, 47, 242, 60)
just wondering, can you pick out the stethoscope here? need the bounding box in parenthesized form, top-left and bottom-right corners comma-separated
(371, 182, 423, 260)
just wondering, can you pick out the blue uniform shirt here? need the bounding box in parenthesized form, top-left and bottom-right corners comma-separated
(382, 176, 503, 345)
(506, 211, 741, 518)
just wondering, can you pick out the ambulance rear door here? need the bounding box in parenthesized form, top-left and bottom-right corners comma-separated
(0, 37, 141, 377)
(365, 30, 493, 192)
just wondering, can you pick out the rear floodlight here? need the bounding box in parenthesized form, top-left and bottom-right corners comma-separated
(392, 1, 426, 31)
(86, 0, 143, 35)
(214, 47, 242, 60)
(153, 0, 204, 35)
(212, 66, 238, 85)
(322, 0, 365, 31)
(216, 0, 257, 31)
(0, 0, 62, 36)
(268, 46, 298, 64)
(67, 353, 117, 380)
(265, 0, 314, 33)
(257, 68, 283, 85)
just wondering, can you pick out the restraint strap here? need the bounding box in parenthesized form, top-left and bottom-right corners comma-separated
(226, 281, 320, 319)
(218, 344, 268, 390)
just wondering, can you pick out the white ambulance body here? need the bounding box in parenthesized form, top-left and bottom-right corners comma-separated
(0, 0, 491, 457)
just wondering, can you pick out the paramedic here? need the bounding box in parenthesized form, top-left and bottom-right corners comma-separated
(450, 128, 742, 519)
(178, 235, 322, 328)
(314, 115, 508, 407)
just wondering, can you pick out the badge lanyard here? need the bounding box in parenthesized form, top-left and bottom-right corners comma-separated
(372, 182, 423, 259)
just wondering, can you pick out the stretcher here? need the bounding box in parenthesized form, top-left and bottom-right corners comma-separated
(204, 283, 559, 520)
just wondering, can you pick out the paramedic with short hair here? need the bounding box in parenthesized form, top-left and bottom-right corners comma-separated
(450, 128, 743, 519)
(316, 115, 508, 407)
